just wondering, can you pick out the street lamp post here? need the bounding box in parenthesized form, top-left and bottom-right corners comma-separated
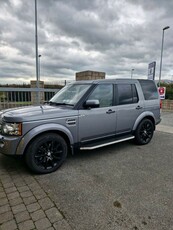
(35, 0, 39, 104)
(159, 26, 170, 87)
(38, 54, 41, 81)
(131, 69, 134, 79)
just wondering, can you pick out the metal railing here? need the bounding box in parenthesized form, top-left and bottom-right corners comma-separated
(0, 87, 59, 110)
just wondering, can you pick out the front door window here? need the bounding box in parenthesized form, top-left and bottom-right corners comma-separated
(87, 84, 113, 107)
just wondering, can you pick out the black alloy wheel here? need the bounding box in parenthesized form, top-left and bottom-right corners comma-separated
(135, 119, 154, 145)
(25, 133, 68, 174)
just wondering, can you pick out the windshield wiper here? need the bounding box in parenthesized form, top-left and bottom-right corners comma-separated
(48, 101, 74, 106)
(44, 101, 57, 105)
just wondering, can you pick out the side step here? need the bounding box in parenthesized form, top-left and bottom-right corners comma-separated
(80, 136, 135, 150)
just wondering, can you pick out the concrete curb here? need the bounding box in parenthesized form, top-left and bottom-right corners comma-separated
(156, 124, 173, 134)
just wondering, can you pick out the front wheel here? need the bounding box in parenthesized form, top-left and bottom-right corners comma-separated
(25, 133, 68, 174)
(135, 119, 154, 145)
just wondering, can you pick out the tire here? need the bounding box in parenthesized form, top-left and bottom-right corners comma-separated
(25, 133, 68, 174)
(135, 119, 154, 145)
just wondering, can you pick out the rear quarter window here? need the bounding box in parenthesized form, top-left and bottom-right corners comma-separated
(139, 80, 158, 100)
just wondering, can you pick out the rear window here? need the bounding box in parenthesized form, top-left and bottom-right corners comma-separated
(139, 80, 158, 100)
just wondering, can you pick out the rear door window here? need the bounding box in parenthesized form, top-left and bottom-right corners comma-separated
(116, 84, 138, 105)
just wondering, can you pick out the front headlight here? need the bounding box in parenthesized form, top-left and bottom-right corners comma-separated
(1, 123, 22, 136)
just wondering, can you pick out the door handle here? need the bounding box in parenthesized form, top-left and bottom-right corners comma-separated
(106, 109, 115, 114)
(136, 105, 143, 110)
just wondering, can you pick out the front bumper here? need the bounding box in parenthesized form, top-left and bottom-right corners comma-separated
(0, 134, 20, 156)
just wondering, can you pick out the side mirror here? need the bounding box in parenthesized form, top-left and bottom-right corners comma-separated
(84, 100, 100, 108)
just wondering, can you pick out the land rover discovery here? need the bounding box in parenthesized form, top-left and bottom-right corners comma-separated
(0, 79, 161, 173)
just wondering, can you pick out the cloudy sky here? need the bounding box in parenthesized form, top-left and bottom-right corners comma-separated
(0, 0, 172, 84)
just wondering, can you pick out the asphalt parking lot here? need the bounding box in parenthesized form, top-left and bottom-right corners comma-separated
(0, 111, 173, 230)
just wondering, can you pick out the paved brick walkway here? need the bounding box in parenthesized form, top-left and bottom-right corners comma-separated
(0, 158, 72, 230)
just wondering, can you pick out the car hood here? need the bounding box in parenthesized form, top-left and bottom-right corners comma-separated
(0, 105, 78, 122)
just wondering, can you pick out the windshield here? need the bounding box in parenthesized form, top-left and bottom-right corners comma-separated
(50, 84, 91, 106)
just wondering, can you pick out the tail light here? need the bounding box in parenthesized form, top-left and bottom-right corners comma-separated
(160, 100, 162, 109)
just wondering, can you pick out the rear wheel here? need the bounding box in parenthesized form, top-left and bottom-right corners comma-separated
(25, 133, 68, 174)
(135, 119, 154, 145)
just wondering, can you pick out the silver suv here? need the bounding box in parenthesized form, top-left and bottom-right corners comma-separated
(0, 79, 161, 174)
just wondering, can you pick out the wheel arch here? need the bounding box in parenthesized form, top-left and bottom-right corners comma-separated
(133, 112, 156, 132)
(16, 124, 74, 156)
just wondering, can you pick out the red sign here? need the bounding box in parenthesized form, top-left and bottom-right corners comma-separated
(158, 87, 166, 99)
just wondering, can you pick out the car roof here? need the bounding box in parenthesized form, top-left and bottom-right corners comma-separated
(71, 78, 149, 84)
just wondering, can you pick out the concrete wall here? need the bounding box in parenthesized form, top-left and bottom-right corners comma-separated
(30, 80, 44, 104)
(76, 70, 105, 81)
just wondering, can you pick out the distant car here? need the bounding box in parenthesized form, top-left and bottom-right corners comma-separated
(0, 79, 161, 174)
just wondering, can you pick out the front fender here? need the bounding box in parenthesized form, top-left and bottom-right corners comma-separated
(16, 123, 74, 155)
(133, 112, 155, 131)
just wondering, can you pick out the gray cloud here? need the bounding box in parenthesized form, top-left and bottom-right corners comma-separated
(0, 0, 172, 84)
